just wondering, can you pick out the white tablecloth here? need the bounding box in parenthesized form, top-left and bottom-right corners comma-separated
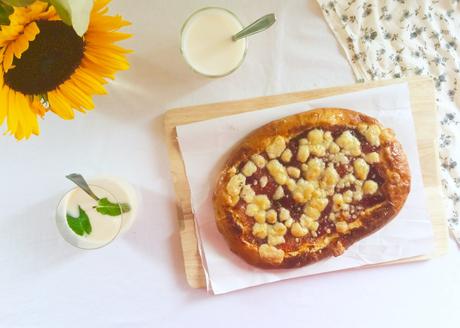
(0, 1, 458, 327)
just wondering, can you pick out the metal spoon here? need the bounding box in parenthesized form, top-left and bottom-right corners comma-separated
(232, 13, 276, 41)
(66, 173, 100, 201)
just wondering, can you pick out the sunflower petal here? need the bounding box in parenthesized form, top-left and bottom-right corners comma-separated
(0, 86, 8, 126)
(81, 57, 115, 79)
(59, 80, 94, 111)
(93, 0, 111, 13)
(14, 124, 24, 140)
(37, 5, 57, 20)
(21, 96, 39, 137)
(29, 109, 40, 136)
(13, 34, 29, 58)
(15, 92, 33, 139)
(6, 89, 19, 134)
(30, 96, 46, 117)
(85, 30, 132, 43)
(84, 51, 129, 71)
(85, 42, 132, 55)
(76, 64, 107, 85)
(89, 15, 131, 32)
(48, 90, 74, 120)
(0, 48, 5, 66)
(72, 68, 107, 95)
(0, 25, 23, 45)
(27, 1, 49, 19)
(0, 0, 131, 140)
(3, 45, 15, 72)
(23, 21, 39, 41)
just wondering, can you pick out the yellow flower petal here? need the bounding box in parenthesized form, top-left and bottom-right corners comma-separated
(93, 0, 111, 13)
(14, 124, 24, 140)
(0, 47, 5, 65)
(27, 1, 49, 19)
(85, 43, 132, 56)
(72, 68, 107, 95)
(21, 97, 39, 138)
(12, 35, 28, 58)
(0, 85, 8, 126)
(30, 96, 46, 117)
(7, 89, 18, 134)
(0, 25, 23, 45)
(0, 0, 130, 140)
(14, 92, 31, 139)
(84, 51, 129, 72)
(59, 80, 94, 111)
(81, 57, 115, 79)
(3, 45, 15, 72)
(0, 83, 39, 140)
(37, 4, 57, 20)
(89, 15, 131, 32)
(23, 22, 39, 41)
(85, 31, 132, 43)
(48, 90, 74, 120)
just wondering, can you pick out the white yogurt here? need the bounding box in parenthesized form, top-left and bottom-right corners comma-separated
(56, 177, 139, 249)
(181, 7, 247, 77)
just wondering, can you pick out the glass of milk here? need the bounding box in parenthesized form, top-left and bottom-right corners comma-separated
(181, 7, 247, 77)
(56, 177, 139, 249)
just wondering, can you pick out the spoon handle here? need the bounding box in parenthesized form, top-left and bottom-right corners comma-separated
(232, 13, 276, 41)
(66, 173, 100, 201)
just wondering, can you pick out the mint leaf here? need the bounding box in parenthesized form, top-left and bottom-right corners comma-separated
(95, 198, 130, 216)
(66, 206, 92, 236)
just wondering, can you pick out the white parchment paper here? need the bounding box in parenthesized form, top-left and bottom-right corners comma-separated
(176, 83, 435, 294)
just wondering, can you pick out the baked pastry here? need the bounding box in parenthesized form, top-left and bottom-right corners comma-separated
(213, 108, 411, 269)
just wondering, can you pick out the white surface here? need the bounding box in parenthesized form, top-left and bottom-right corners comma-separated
(0, 0, 457, 327)
(177, 83, 435, 294)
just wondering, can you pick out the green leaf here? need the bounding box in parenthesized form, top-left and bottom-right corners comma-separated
(47, 0, 71, 25)
(0, 3, 13, 25)
(47, 0, 93, 36)
(2, 0, 35, 6)
(66, 206, 92, 236)
(95, 197, 131, 216)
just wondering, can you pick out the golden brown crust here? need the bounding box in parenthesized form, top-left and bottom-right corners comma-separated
(213, 108, 411, 269)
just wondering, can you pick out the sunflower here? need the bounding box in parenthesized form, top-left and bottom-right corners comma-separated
(0, 0, 131, 140)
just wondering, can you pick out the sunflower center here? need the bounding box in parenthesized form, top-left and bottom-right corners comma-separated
(4, 20, 84, 95)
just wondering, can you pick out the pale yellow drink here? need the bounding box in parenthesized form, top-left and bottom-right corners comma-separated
(181, 8, 247, 77)
(56, 177, 138, 249)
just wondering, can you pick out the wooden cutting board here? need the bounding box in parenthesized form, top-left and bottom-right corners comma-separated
(164, 77, 448, 289)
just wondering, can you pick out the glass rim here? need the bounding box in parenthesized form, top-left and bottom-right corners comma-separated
(55, 184, 123, 250)
(180, 6, 248, 78)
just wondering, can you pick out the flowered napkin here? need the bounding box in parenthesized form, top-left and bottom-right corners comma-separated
(317, 0, 460, 243)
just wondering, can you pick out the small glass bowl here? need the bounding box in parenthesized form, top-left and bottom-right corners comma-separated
(56, 185, 123, 250)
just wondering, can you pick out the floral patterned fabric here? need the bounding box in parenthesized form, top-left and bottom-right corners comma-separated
(317, 0, 460, 242)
